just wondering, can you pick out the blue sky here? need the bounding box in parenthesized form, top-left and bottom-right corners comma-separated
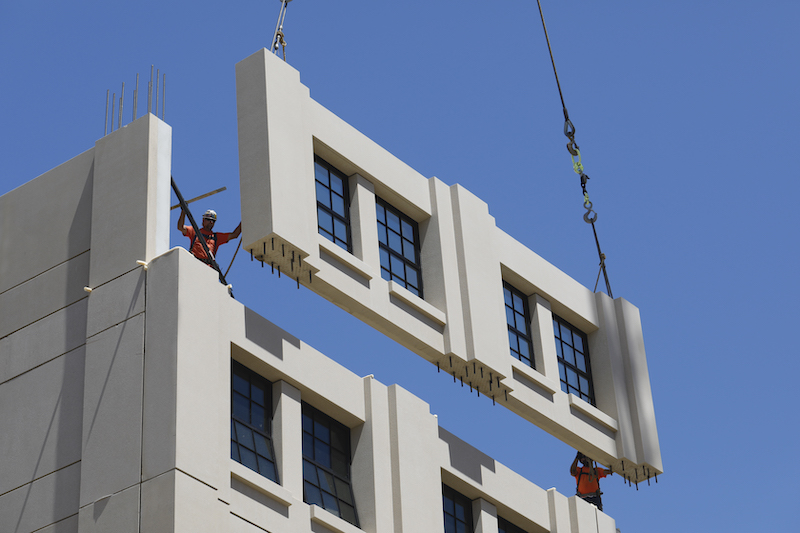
(2, 2, 798, 531)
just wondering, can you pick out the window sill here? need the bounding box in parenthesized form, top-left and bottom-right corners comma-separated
(230, 460, 294, 508)
(568, 394, 618, 432)
(388, 280, 446, 326)
(318, 235, 374, 280)
(511, 361, 560, 395)
(309, 504, 362, 533)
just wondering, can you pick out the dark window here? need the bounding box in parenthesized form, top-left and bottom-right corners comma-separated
(302, 403, 359, 527)
(504, 282, 534, 368)
(231, 361, 279, 483)
(443, 484, 473, 533)
(498, 516, 527, 533)
(376, 197, 422, 297)
(554, 315, 595, 405)
(315, 156, 351, 252)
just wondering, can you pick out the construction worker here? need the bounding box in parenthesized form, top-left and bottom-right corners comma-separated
(178, 208, 241, 266)
(570, 452, 611, 511)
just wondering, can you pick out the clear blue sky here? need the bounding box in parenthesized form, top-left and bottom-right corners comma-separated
(2, 2, 798, 531)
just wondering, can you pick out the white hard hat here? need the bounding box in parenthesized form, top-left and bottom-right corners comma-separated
(203, 209, 217, 221)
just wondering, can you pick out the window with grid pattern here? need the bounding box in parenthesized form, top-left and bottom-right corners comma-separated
(231, 361, 279, 483)
(302, 403, 359, 527)
(554, 315, 595, 405)
(443, 484, 473, 533)
(504, 281, 534, 368)
(499, 516, 527, 533)
(315, 156, 351, 252)
(376, 197, 422, 297)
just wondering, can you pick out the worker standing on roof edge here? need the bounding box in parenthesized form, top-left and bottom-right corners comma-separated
(570, 451, 611, 511)
(178, 208, 241, 265)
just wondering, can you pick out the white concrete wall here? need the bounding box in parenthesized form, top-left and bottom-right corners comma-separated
(235, 48, 661, 479)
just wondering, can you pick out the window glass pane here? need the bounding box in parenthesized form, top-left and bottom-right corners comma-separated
(315, 441, 331, 468)
(387, 210, 400, 232)
(303, 460, 318, 483)
(334, 218, 347, 241)
(406, 267, 418, 290)
(240, 447, 258, 471)
(505, 307, 515, 327)
(305, 482, 323, 507)
(380, 248, 390, 270)
(235, 422, 255, 450)
(233, 372, 249, 395)
(340, 503, 357, 524)
(563, 346, 575, 366)
(315, 162, 329, 184)
(388, 230, 402, 252)
(455, 502, 465, 521)
(513, 293, 524, 312)
(376, 202, 385, 222)
(390, 254, 405, 277)
(322, 491, 339, 514)
(303, 433, 314, 457)
(519, 339, 530, 358)
(251, 404, 266, 431)
(231, 441, 240, 461)
(316, 181, 330, 207)
(401, 219, 413, 239)
(319, 470, 335, 493)
(576, 354, 586, 372)
(330, 425, 346, 452)
(443, 494, 454, 515)
(508, 331, 519, 352)
(553, 319, 561, 339)
(579, 376, 589, 393)
(314, 419, 330, 442)
(332, 194, 345, 216)
(555, 341, 563, 358)
(457, 522, 466, 533)
(331, 449, 348, 478)
(261, 461, 277, 481)
(303, 412, 313, 433)
(574, 334, 584, 353)
(504, 287, 513, 307)
(318, 209, 333, 235)
(567, 369, 579, 388)
(559, 362, 567, 382)
(250, 382, 265, 406)
(335, 478, 353, 504)
(402, 238, 416, 262)
(561, 326, 573, 346)
(445, 515, 456, 533)
(255, 434, 272, 458)
(330, 174, 344, 195)
(232, 392, 249, 422)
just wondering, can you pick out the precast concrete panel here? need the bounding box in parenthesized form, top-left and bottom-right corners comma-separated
(0, 347, 84, 497)
(89, 114, 171, 288)
(235, 47, 661, 481)
(0, 462, 81, 533)
(0, 299, 88, 384)
(0, 148, 93, 294)
(80, 314, 145, 507)
(77, 484, 140, 533)
(0, 252, 89, 340)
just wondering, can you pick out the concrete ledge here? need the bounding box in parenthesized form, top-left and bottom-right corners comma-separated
(230, 461, 294, 508)
(318, 235, 374, 280)
(309, 504, 362, 533)
(388, 281, 446, 326)
(511, 361, 559, 395)
(568, 394, 618, 433)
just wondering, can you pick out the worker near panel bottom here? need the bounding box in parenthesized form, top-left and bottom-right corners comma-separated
(178, 208, 241, 265)
(571, 451, 610, 511)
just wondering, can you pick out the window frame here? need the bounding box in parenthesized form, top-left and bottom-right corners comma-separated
(230, 360, 280, 483)
(503, 281, 535, 368)
(442, 484, 473, 533)
(301, 402, 359, 527)
(376, 197, 423, 297)
(553, 315, 596, 405)
(315, 155, 352, 253)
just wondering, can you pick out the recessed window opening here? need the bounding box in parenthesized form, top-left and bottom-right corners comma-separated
(231, 360, 279, 483)
(504, 281, 534, 368)
(302, 403, 359, 527)
(554, 315, 595, 405)
(442, 484, 473, 533)
(499, 516, 527, 533)
(315, 155, 352, 252)
(376, 197, 423, 297)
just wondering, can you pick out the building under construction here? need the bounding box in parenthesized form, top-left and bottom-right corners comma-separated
(0, 48, 661, 533)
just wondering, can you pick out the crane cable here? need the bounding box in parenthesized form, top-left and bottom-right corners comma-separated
(535, 0, 613, 298)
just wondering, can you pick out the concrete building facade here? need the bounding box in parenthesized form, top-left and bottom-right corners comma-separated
(0, 49, 659, 533)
